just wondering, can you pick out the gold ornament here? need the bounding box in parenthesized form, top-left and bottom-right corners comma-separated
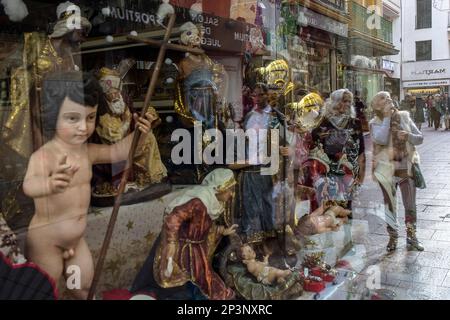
(286, 93, 325, 132)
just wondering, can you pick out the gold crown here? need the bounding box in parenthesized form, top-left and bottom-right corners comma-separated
(299, 93, 324, 110)
(266, 59, 289, 73)
(98, 67, 120, 79)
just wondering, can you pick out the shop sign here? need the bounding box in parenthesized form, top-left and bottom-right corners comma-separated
(402, 60, 450, 81)
(300, 6, 348, 37)
(411, 69, 447, 76)
(104, 4, 263, 52)
(382, 59, 395, 71)
(109, 6, 158, 26)
(403, 79, 450, 88)
(192, 12, 265, 52)
(407, 88, 441, 95)
(191, 13, 222, 48)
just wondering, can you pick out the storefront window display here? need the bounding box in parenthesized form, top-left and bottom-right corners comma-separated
(1, 0, 435, 302)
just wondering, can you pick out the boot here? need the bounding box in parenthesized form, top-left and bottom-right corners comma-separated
(406, 223, 424, 251)
(386, 226, 398, 253)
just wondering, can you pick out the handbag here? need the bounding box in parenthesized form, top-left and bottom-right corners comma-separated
(412, 163, 426, 189)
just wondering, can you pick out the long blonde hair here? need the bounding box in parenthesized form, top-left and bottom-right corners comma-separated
(371, 91, 391, 120)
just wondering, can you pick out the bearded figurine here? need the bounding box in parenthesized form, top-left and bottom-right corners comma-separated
(96, 66, 132, 145)
(91, 64, 169, 206)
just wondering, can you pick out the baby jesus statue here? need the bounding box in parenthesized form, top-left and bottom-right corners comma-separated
(239, 244, 292, 286)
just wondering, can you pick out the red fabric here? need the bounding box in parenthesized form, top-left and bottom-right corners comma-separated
(102, 289, 134, 300)
(310, 267, 335, 283)
(102, 289, 157, 300)
(170, 0, 231, 18)
(309, 159, 328, 178)
(303, 279, 325, 293)
(335, 260, 352, 270)
(163, 198, 234, 300)
(0, 251, 58, 300)
(170, 0, 196, 9)
(311, 267, 336, 283)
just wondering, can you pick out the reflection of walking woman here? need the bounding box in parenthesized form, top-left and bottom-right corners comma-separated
(413, 96, 425, 131)
(425, 95, 433, 127)
(370, 92, 425, 252)
(431, 94, 442, 130)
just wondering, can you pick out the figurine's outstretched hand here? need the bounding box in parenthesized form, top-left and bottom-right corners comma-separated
(49, 154, 79, 194)
(222, 224, 239, 236)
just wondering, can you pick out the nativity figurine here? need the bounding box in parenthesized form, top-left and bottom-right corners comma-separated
(239, 244, 292, 286)
(2, 1, 92, 160)
(131, 169, 238, 300)
(174, 22, 227, 129)
(91, 63, 169, 205)
(295, 205, 351, 237)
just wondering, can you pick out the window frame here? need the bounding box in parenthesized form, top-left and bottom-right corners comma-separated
(416, 40, 432, 61)
(416, 0, 432, 29)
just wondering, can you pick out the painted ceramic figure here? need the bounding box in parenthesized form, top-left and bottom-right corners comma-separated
(174, 22, 227, 129)
(295, 205, 351, 237)
(239, 244, 292, 285)
(233, 83, 283, 243)
(2, 1, 92, 160)
(92, 64, 167, 198)
(309, 89, 366, 210)
(132, 169, 238, 300)
(22, 71, 155, 299)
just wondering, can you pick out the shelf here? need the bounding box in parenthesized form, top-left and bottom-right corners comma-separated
(78, 27, 184, 55)
(133, 100, 174, 109)
(157, 109, 177, 114)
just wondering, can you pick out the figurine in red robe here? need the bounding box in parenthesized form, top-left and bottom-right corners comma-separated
(132, 169, 238, 300)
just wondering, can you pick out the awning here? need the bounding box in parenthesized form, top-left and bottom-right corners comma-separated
(350, 30, 399, 57)
(345, 65, 393, 78)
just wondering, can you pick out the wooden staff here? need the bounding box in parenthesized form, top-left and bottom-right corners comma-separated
(87, 14, 177, 300)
